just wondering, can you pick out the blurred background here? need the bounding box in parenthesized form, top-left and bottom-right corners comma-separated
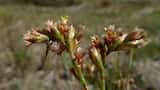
(0, 0, 160, 90)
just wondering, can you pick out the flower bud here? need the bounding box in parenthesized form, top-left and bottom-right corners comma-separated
(69, 25, 76, 40)
(67, 25, 76, 54)
(61, 16, 69, 24)
(89, 47, 103, 70)
(75, 47, 85, 68)
(52, 23, 65, 44)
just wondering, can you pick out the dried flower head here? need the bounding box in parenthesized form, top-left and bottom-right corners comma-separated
(104, 25, 118, 45)
(103, 25, 127, 52)
(125, 28, 147, 41)
(24, 29, 49, 47)
(45, 20, 54, 30)
(103, 25, 149, 52)
(123, 28, 149, 48)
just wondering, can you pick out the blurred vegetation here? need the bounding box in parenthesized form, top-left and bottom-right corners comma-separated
(0, 0, 82, 6)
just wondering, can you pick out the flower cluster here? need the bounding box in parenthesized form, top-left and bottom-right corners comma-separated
(89, 25, 148, 62)
(24, 16, 83, 55)
(24, 16, 84, 64)
(24, 17, 149, 90)
(88, 25, 148, 90)
(24, 16, 87, 90)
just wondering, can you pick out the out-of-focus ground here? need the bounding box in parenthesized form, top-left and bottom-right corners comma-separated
(0, 0, 160, 90)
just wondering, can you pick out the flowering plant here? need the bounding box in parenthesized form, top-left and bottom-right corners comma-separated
(24, 16, 149, 90)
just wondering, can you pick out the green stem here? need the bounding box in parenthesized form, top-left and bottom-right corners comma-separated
(70, 50, 88, 90)
(101, 68, 105, 90)
(79, 70, 88, 90)
(129, 49, 134, 71)
(73, 61, 88, 90)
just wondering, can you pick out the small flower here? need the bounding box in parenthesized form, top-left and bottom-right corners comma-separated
(104, 25, 117, 46)
(118, 33, 128, 43)
(61, 15, 69, 24)
(68, 25, 76, 41)
(57, 22, 70, 38)
(89, 46, 103, 70)
(75, 25, 84, 41)
(75, 47, 85, 68)
(91, 35, 101, 48)
(124, 28, 147, 42)
(24, 29, 49, 47)
(91, 35, 107, 58)
(123, 28, 148, 48)
(46, 20, 54, 27)
(66, 25, 77, 57)
(45, 20, 54, 32)
(89, 47, 101, 61)
(45, 20, 67, 44)
(104, 24, 115, 31)
(104, 25, 125, 52)
(52, 23, 65, 44)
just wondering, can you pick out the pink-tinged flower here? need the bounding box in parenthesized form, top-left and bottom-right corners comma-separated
(91, 35, 101, 48)
(45, 20, 54, 32)
(104, 24, 115, 31)
(57, 23, 69, 38)
(123, 28, 149, 48)
(104, 25, 118, 46)
(45, 20, 67, 44)
(125, 28, 147, 42)
(103, 25, 127, 52)
(75, 47, 85, 68)
(91, 35, 107, 58)
(24, 29, 49, 47)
